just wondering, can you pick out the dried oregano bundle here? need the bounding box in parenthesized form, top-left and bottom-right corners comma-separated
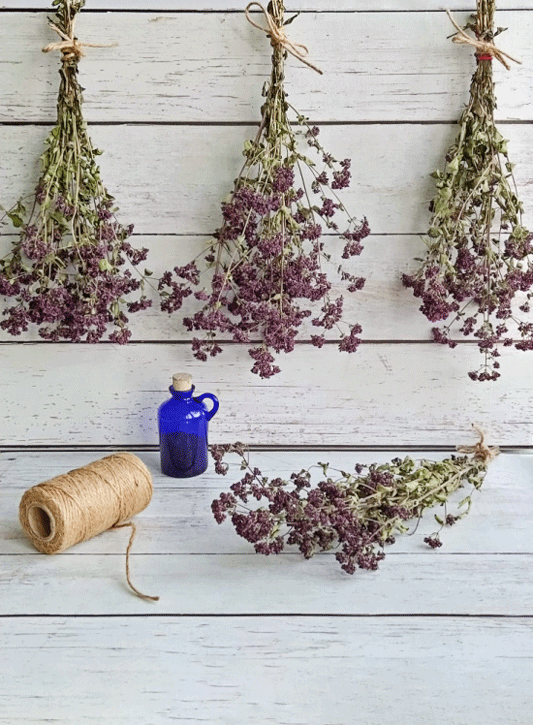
(211, 430, 497, 574)
(403, 0, 532, 381)
(158, 0, 369, 378)
(0, 0, 151, 342)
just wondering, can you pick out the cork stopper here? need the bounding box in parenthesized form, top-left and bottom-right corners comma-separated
(172, 373, 193, 392)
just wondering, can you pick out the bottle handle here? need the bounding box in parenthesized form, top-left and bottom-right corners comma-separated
(194, 393, 219, 421)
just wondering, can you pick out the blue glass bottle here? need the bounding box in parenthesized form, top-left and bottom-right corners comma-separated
(158, 373, 219, 478)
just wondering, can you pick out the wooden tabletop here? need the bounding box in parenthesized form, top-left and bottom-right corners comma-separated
(1, 449, 532, 724)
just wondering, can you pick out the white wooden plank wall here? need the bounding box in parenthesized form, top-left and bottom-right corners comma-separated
(1, 3, 533, 447)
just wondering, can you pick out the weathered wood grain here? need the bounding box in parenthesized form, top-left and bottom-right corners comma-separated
(1, 451, 530, 555)
(0, 343, 530, 446)
(0, 617, 531, 725)
(1, 551, 532, 614)
(3, 123, 533, 237)
(0, 123, 436, 236)
(0, 12, 531, 123)
(2, 1, 533, 10)
(1, 3, 532, 722)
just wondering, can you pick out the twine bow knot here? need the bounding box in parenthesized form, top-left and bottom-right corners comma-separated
(245, 1, 323, 75)
(446, 9, 520, 70)
(42, 16, 117, 61)
(457, 425, 500, 463)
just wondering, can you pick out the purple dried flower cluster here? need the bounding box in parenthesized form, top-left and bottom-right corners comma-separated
(159, 10, 369, 377)
(423, 535, 443, 549)
(0, 1, 152, 342)
(210, 442, 491, 575)
(403, 8, 533, 381)
(0, 199, 151, 342)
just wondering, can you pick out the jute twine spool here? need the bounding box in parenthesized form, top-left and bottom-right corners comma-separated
(19, 452, 159, 602)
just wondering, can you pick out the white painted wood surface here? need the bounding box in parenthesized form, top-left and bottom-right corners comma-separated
(1, 9, 533, 440)
(2, 450, 531, 555)
(4, 123, 533, 237)
(1, 451, 532, 724)
(2, 1, 533, 10)
(2, 4, 533, 723)
(5, 550, 532, 615)
(0, 123, 449, 236)
(0, 232, 429, 341)
(1, 12, 531, 123)
(1, 343, 532, 446)
(1, 617, 531, 725)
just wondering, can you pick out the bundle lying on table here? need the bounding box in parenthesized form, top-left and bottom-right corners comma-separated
(210, 430, 497, 574)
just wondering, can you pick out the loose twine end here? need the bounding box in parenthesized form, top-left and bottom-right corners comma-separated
(245, 1, 323, 75)
(457, 424, 500, 463)
(112, 522, 160, 602)
(42, 18, 118, 61)
(446, 9, 521, 70)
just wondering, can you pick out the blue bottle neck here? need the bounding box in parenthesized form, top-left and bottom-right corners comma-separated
(170, 385, 195, 400)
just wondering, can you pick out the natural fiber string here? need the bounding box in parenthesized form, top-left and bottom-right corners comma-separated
(112, 522, 159, 602)
(245, 1, 323, 75)
(42, 16, 117, 61)
(446, 9, 520, 70)
(19, 452, 159, 602)
(457, 424, 500, 463)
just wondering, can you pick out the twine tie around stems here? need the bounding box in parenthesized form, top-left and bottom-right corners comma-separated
(457, 425, 500, 463)
(245, 1, 323, 75)
(42, 16, 117, 61)
(446, 9, 520, 70)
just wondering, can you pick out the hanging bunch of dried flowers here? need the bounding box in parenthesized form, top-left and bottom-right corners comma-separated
(403, 0, 532, 381)
(0, 0, 151, 343)
(158, 0, 369, 378)
(211, 428, 498, 574)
